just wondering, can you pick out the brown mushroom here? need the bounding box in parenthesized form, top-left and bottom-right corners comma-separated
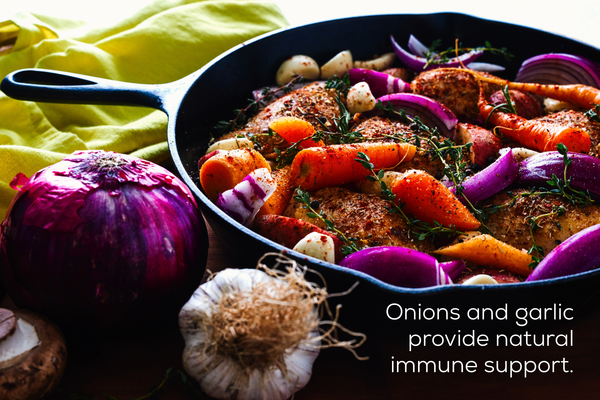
(0, 308, 67, 400)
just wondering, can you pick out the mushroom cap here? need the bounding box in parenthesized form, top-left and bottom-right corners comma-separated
(0, 308, 67, 400)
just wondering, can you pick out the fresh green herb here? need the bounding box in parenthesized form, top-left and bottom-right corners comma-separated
(422, 39, 513, 69)
(483, 85, 517, 127)
(215, 75, 304, 133)
(525, 205, 567, 268)
(325, 74, 352, 97)
(548, 143, 595, 207)
(584, 103, 600, 123)
(272, 95, 363, 169)
(293, 188, 361, 254)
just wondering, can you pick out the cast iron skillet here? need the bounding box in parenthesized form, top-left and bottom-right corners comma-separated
(3, 13, 600, 334)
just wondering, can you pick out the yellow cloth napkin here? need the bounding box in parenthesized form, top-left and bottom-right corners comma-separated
(0, 0, 288, 219)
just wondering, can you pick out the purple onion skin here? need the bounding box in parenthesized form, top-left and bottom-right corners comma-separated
(348, 68, 410, 98)
(516, 53, 600, 88)
(518, 151, 600, 197)
(527, 224, 600, 281)
(440, 259, 467, 282)
(452, 149, 519, 203)
(390, 34, 482, 71)
(339, 246, 453, 288)
(0, 151, 208, 330)
(366, 93, 458, 139)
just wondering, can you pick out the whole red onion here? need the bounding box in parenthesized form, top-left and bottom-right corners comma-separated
(0, 150, 208, 330)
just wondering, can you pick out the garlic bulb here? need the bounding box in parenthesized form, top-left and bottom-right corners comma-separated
(179, 267, 321, 400)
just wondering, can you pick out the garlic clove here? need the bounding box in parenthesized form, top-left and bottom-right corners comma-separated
(353, 52, 396, 71)
(206, 137, 252, 154)
(347, 82, 376, 114)
(320, 50, 353, 79)
(293, 232, 336, 263)
(462, 274, 499, 285)
(276, 55, 320, 85)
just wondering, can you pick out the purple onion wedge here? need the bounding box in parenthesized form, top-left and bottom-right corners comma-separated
(451, 148, 520, 203)
(390, 34, 482, 71)
(366, 93, 458, 139)
(526, 223, 600, 281)
(348, 68, 410, 98)
(518, 151, 600, 197)
(216, 168, 276, 227)
(339, 246, 465, 288)
(405, 35, 504, 73)
(516, 53, 600, 88)
(407, 34, 429, 57)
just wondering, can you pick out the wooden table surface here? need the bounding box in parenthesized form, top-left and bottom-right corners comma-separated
(27, 220, 598, 400)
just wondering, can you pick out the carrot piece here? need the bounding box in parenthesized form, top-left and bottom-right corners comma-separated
(269, 116, 323, 148)
(291, 142, 416, 191)
(479, 98, 591, 153)
(475, 71, 600, 111)
(434, 234, 533, 277)
(199, 148, 271, 202)
(390, 169, 481, 231)
(257, 165, 297, 216)
(253, 215, 345, 263)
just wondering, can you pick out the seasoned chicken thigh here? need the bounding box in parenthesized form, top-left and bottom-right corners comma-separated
(351, 116, 446, 177)
(482, 188, 600, 256)
(283, 186, 433, 253)
(411, 68, 500, 121)
(221, 82, 340, 154)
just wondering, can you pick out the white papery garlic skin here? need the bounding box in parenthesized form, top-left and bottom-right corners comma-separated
(179, 268, 320, 400)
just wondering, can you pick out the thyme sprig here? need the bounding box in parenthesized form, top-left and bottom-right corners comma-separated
(422, 39, 513, 69)
(584, 103, 600, 123)
(273, 94, 363, 169)
(483, 85, 517, 127)
(355, 152, 464, 242)
(324, 74, 352, 97)
(550, 143, 595, 206)
(525, 205, 567, 268)
(215, 75, 304, 133)
(293, 188, 361, 255)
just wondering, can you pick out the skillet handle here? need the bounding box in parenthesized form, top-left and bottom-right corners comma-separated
(1, 68, 173, 111)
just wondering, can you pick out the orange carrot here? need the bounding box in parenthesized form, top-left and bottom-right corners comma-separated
(199, 148, 271, 202)
(269, 116, 323, 148)
(390, 169, 481, 231)
(479, 92, 591, 153)
(434, 234, 533, 277)
(257, 165, 297, 216)
(475, 71, 600, 110)
(291, 142, 416, 191)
